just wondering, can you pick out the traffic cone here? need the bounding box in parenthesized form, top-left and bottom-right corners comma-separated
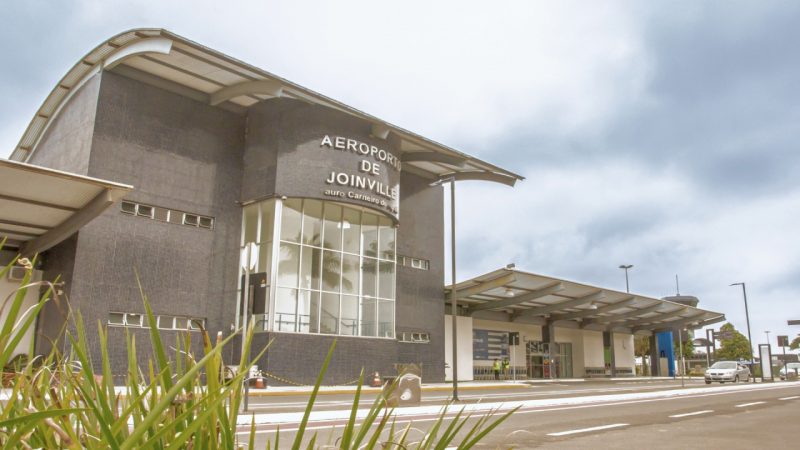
(371, 371, 381, 387)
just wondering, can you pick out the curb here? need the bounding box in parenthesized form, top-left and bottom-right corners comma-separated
(245, 377, 685, 397)
(246, 382, 526, 397)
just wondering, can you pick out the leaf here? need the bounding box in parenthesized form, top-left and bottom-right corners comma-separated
(292, 340, 336, 450)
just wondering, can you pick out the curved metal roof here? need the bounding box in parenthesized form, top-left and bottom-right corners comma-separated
(10, 28, 523, 186)
(446, 267, 726, 334)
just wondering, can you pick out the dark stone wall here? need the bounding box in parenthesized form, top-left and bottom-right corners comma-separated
(243, 99, 400, 220)
(395, 171, 445, 381)
(66, 71, 246, 371)
(27, 74, 101, 175)
(31, 70, 446, 382)
(34, 235, 78, 356)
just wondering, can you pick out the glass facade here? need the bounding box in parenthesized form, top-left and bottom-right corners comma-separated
(238, 198, 396, 338)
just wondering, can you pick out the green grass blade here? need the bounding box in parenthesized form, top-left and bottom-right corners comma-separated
(459, 406, 519, 449)
(0, 408, 86, 449)
(291, 339, 336, 450)
(248, 415, 257, 450)
(363, 408, 393, 450)
(433, 407, 466, 450)
(118, 330, 240, 450)
(135, 271, 174, 393)
(339, 368, 364, 449)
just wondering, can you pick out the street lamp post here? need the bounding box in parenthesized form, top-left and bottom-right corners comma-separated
(618, 265, 633, 293)
(448, 178, 459, 401)
(765, 330, 771, 344)
(433, 176, 459, 401)
(730, 282, 755, 383)
(428, 169, 518, 401)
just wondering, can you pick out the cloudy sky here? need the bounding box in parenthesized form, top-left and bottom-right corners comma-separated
(2, 1, 798, 351)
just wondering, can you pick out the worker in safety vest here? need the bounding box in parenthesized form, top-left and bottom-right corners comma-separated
(492, 359, 501, 380)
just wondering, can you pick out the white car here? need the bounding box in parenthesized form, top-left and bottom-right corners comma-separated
(705, 361, 751, 384)
(779, 362, 800, 380)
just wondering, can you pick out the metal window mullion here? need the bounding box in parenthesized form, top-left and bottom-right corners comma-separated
(295, 200, 305, 332)
(315, 248, 322, 333)
(256, 202, 263, 245)
(235, 204, 250, 330)
(268, 199, 283, 332)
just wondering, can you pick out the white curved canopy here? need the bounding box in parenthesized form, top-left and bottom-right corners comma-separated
(446, 267, 726, 334)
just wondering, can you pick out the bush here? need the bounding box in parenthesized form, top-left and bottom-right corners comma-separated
(0, 245, 515, 448)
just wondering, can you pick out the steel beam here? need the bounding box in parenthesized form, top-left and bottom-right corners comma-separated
(631, 312, 713, 333)
(618, 307, 689, 329)
(584, 301, 664, 326)
(512, 289, 600, 320)
(467, 281, 563, 314)
(21, 189, 115, 256)
(450, 273, 516, 300)
(552, 296, 636, 323)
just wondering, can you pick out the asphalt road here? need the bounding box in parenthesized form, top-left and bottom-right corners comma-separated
(237, 380, 800, 448)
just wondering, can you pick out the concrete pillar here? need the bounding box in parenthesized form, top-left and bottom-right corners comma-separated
(649, 334, 660, 376)
(542, 321, 556, 378)
(542, 321, 555, 345)
(608, 331, 617, 377)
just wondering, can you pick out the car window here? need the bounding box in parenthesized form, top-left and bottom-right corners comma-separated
(710, 362, 737, 369)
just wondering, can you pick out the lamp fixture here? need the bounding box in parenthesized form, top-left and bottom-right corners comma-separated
(587, 301, 598, 310)
(505, 287, 515, 297)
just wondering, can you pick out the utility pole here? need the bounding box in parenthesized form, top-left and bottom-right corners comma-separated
(730, 282, 755, 383)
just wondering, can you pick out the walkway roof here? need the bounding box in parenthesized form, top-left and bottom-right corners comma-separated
(445, 267, 726, 334)
(9, 28, 522, 187)
(0, 159, 132, 256)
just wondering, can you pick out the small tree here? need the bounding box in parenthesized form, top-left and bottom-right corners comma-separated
(715, 323, 752, 361)
(635, 336, 650, 375)
(674, 336, 694, 360)
(790, 336, 800, 350)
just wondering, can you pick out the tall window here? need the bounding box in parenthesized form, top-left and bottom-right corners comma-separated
(239, 199, 275, 331)
(240, 198, 396, 338)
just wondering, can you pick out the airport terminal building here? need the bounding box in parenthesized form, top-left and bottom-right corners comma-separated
(0, 29, 725, 384)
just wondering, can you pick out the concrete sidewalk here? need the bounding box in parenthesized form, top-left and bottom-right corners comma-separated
(235, 380, 800, 426)
(246, 376, 681, 396)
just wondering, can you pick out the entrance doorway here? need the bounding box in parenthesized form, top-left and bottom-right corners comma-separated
(526, 341, 573, 379)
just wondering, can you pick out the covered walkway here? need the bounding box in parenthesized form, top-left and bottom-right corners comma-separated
(443, 267, 726, 381)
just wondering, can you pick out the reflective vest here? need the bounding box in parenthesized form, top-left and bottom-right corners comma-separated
(493, 360, 502, 371)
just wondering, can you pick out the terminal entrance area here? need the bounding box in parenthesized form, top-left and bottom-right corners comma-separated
(526, 341, 573, 379)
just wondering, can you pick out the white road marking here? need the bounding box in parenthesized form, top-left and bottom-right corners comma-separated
(547, 423, 629, 436)
(779, 396, 799, 400)
(735, 401, 766, 408)
(669, 410, 713, 418)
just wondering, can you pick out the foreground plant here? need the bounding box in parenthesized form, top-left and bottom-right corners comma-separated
(0, 244, 514, 448)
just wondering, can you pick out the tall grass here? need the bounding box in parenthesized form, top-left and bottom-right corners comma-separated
(0, 245, 515, 448)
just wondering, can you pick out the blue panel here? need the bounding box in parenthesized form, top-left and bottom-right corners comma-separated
(657, 331, 675, 377)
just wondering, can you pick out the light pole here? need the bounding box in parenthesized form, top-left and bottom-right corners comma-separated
(765, 330, 771, 344)
(432, 176, 460, 401)
(431, 172, 518, 401)
(619, 264, 633, 293)
(730, 282, 755, 382)
(448, 177, 459, 401)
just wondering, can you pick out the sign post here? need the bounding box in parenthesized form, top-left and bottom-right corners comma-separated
(778, 335, 789, 379)
(508, 332, 519, 382)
